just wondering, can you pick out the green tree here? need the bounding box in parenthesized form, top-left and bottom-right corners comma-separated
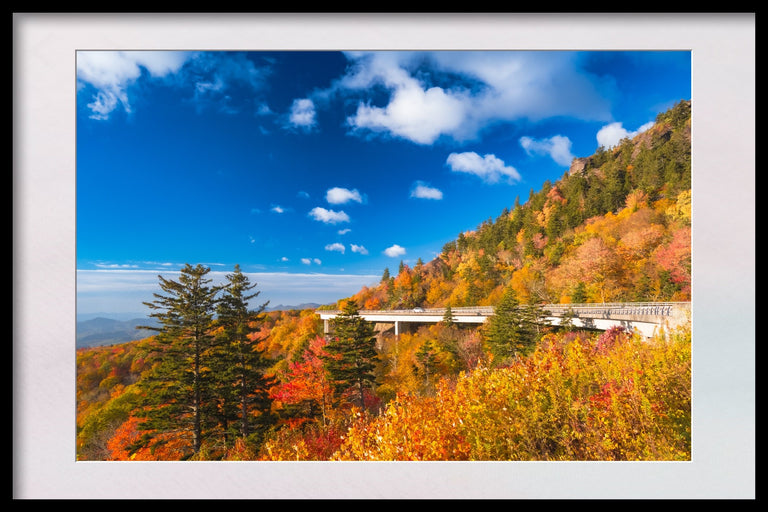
(212, 265, 275, 446)
(323, 300, 379, 409)
(483, 286, 541, 365)
(571, 281, 588, 303)
(442, 305, 456, 327)
(135, 263, 224, 458)
(558, 307, 577, 331)
(414, 340, 439, 393)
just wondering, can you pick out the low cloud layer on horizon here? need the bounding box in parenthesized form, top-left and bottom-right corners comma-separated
(77, 268, 380, 316)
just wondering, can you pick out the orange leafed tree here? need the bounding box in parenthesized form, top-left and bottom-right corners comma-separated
(107, 415, 192, 461)
(654, 226, 691, 298)
(270, 335, 334, 427)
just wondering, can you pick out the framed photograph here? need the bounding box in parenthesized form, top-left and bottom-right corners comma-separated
(13, 12, 755, 499)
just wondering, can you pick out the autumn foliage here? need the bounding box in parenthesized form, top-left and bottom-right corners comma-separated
(333, 325, 691, 461)
(77, 101, 692, 462)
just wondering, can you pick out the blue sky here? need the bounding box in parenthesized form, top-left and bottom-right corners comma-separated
(76, 50, 691, 317)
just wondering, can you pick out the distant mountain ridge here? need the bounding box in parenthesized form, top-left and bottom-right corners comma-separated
(77, 312, 150, 322)
(265, 303, 322, 312)
(76, 317, 159, 349)
(77, 304, 323, 348)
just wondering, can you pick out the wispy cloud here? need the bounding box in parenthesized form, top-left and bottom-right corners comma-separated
(337, 51, 613, 145)
(351, 244, 369, 255)
(338, 228, 351, 235)
(271, 205, 286, 214)
(384, 244, 406, 258)
(519, 135, 575, 167)
(94, 263, 140, 269)
(189, 52, 272, 115)
(309, 207, 350, 224)
(446, 152, 521, 184)
(77, 51, 195, 120)
(596, 121, 655, 149)
(77, 51, 274, 120)
(410, 181, 443, 200)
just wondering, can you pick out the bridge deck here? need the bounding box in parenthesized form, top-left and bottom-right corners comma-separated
(317, 302, 691, 338)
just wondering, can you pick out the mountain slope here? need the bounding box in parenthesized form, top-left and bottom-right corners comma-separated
(344, 100, 692, 310)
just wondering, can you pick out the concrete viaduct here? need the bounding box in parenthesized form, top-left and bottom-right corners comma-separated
(316, 302, 691, 340)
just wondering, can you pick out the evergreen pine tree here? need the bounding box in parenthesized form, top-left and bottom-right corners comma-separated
(442, 305, 456, 327)
(558, 306, 577, 331)
(212, 264, 275, 446)
(571, 281, 588, 303)
(484, 286, 541, 365)
(323, 300, 379, 409)
(135, 263, 224, 458)
(414, 340, 439, 393)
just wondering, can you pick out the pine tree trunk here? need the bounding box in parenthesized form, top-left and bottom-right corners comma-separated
(357, 376, 365, 409)
(193, 339, 202, 454)
(240, 375, 249, 437)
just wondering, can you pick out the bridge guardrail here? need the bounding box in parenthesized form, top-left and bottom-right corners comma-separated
(318, 302, 689, 317)
(543, 302, 689, 317)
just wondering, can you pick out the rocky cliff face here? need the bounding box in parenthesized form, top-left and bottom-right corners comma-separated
(568, 157, 589, 176)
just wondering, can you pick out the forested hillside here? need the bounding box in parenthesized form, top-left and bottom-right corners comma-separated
(344, 99, 691, 311)
(76, 100, 692, 462)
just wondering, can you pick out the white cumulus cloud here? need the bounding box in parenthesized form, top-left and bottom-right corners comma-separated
(384, 244, 406, 258)
(351, 244, 369, 255)
(596, 121, 655, 149)
(309, 207, 350, 224)
(289, 98, 316, 129)
(519, 135, 575, 166)
(348, 82, 467, 145)
(325, 243, 346, 254)
(446, 152, 521, 184)
(410, 182, 443, 200)
(326, 187, 363, 205)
